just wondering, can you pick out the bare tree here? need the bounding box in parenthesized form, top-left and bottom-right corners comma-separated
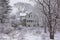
(30, 0, 58, 39)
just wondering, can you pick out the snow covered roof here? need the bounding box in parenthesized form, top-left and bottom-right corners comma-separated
(20, 11, 32, 16)
(20, 13, 27, 16)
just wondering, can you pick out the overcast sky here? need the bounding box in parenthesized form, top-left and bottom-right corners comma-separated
(9, 0, 35, 6)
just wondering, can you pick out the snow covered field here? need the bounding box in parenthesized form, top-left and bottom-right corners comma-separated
(0, 26, 60, 40)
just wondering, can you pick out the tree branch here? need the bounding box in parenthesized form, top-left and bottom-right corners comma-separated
(43, 0, 49, 6)
(37, 0, 48, 16)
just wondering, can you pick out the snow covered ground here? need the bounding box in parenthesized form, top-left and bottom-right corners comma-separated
(0, 26, 60, 40)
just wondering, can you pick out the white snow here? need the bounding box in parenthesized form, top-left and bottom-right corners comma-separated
(0, 27, 60, 40)
(20, 13, 27, 16)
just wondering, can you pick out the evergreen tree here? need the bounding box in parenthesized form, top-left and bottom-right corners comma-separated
(0, 0, 11, 23)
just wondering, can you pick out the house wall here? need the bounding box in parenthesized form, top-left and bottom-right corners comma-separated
(26, 12, 39, 27)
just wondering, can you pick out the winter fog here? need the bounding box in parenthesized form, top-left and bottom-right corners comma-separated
(0, 0, 60, 40)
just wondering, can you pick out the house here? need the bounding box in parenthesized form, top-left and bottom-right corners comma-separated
(20, 11, 39, 27)
(25, 12, 39, 27)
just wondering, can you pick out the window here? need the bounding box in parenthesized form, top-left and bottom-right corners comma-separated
(30, 14, 32, 17)
(28, 25, 30, 27)
(27, 20, 33, 23)
(27, 20, 28, 22)
(29, 15, 30, 18)
(28, 20, 30, 22)
(37, 24, 39, 26)
(31, 20, 33, 22)
(27, 20, 29, 22)
(33, 25, 36, 27)
(29, 14, 32, 18)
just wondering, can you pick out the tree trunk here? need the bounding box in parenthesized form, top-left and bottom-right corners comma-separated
(48, 0, 54, 39)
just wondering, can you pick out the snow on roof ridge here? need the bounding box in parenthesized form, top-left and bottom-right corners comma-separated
(20, 11, 32, 16)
